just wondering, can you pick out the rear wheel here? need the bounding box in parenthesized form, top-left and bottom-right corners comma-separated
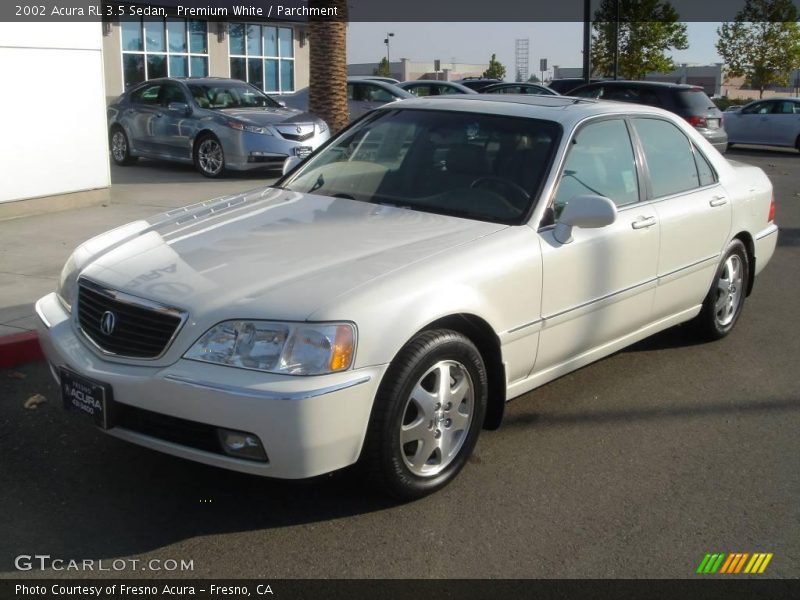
(109, 127, 137, 166)
(362, 329, 487, 500)
(194, 134, 226, 178)
(693, 239, 749, 340)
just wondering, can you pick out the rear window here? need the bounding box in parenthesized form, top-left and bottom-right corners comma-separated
(676, 89, 716, 111)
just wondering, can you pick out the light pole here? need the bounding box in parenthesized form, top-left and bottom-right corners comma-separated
(384, 32, 394, 67)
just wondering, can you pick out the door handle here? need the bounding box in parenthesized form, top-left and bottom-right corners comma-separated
(631, 216, 657, 229)
(709, 195, 728, 207)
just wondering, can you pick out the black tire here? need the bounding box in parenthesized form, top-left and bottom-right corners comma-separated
(362, 329, 487, 501)
(693, 239, 749, 341)
(109, 126, 137, 166)
(193, 133, 226, 178)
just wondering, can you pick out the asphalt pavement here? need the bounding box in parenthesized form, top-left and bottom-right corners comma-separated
(1, 148, 798, 579)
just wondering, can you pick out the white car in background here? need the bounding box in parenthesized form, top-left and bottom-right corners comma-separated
(36, 95, 778, 499)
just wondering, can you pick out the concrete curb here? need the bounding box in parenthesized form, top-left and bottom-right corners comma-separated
(0, 331, 43, 369)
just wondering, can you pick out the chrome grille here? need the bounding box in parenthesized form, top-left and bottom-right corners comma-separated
(77, 280, 186, 359)
(275, 123, 315, 142)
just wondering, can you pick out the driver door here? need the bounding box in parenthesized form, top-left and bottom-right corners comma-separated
(534, 118, 660, 375)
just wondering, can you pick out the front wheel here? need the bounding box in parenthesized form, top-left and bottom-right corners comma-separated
(693, 239, 749, 340)
(194, 134, 226, 178)
(362, 330, 487, 500)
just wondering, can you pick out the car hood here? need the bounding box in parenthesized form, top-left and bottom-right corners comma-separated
(217, 107, 318, 126)
(77, 188, 506, 322)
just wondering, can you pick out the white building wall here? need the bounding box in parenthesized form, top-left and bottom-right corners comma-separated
(0, 23, 110, 204)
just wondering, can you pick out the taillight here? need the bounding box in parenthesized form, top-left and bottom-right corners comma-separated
(768, 197, 776, 223)
(685, 116, 708, 128)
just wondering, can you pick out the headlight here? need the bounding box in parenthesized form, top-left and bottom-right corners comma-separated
(184, 320, 355, 375)
(317, 120, 329, 133)
(226, 120, 273, 135)
(57, 254, 78, 312)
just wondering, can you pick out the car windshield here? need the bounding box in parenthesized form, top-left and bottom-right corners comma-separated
(280, 109, 560, 224)
(187, 83, 281, 109)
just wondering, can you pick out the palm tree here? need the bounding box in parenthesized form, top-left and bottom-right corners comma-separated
(309, 1, 349, 134)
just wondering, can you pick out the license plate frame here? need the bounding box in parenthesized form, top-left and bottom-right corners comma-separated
(60, 368, 113, 430)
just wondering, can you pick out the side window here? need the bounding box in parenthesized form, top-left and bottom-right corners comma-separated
(633, 118, 700, 198)
(130, 83, 161, 105)
(571, 86, 602, 99)
(346, 83, 356, 101)
(409, 85, 432, 97)
(742, 101, 770, 115)
(160, 83, 186, 107)
(364, 84, 394, 103)
(553, 119, 639, 214)
(603, 86, 635, 101)
(776, 101, 799, 115)
(693, 146, 716, 187)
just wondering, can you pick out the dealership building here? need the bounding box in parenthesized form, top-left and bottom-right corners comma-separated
(0, 15, 309, 220)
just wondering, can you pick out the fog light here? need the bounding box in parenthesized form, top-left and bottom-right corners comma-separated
(217, 428, 268, 462)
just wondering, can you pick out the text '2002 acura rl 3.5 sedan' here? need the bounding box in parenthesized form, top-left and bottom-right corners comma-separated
(37, 95, 778, 499)
(108, 77, 330, 177)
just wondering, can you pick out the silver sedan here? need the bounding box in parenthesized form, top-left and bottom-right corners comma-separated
(725, 98, 800, 151)
(107, 77, 330, 178)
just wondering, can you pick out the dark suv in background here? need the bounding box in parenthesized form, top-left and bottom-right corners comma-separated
(548, 78, 603, 94)
(569, 81, 728, 152)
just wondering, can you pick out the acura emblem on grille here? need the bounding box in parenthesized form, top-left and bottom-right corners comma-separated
(296, 126, 302, 134)
(100, 311, 116, 336)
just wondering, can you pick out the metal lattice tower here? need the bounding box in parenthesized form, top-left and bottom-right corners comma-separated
(515, 39, 530, 83)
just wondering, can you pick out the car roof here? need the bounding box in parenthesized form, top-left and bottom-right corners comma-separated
(400, 80, 464, 85)
(577, 80, 704, 91)
(379, 93, 680, 127)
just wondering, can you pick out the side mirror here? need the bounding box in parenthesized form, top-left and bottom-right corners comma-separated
(553, 195, 617, 244)
(277, 100, 287, 108)
(282, 155, 303, 175)
(168, 101, 191, 117)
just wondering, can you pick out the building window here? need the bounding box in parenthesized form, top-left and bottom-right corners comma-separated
(229, 23, 295, 93)
(121, 19, 209, 89)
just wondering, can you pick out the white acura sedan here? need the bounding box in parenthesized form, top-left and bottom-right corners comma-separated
(36, 95, 778, 499)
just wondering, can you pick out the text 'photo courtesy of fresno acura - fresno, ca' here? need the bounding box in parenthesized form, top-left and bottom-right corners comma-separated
(37, 95, 778, 499)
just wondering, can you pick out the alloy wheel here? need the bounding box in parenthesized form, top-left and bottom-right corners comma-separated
(197, 138, 223, 175)
(715, 254, 743, 327)
(399, 360, 474, 477)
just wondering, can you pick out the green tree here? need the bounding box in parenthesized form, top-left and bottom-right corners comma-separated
(373, 57, 391, 77)
(716, 0, 800, 98)
(527, 74, 541, 83)
(591, 0, 688, 79)
(483, 54, 507, 80)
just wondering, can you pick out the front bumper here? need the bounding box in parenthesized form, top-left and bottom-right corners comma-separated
(222, 127, 330, 171)
(35, 292, 385, 479)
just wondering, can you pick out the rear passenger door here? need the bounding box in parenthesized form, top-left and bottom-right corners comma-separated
(535, 118, 660, 374)
(631, 117, 732, 320)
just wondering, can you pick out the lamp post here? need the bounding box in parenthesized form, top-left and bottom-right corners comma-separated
(384, 32, 395, 67)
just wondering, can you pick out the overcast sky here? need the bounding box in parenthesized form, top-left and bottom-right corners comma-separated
(347, 22, 723, 76)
